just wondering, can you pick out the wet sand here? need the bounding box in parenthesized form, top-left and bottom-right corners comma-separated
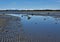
(0, 14, 60, 42)
(0, 15, 29, 42)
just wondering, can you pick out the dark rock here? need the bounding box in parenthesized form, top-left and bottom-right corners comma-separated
(27, 16, 31, 20)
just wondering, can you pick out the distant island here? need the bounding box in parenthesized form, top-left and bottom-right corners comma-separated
(0, 10, 60, 16)
(0, 9, 60, 12)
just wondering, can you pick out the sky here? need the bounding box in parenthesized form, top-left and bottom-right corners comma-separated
(0, 0, 60, 10)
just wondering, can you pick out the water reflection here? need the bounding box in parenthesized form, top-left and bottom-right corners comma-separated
(44, 18, 46, 20)
(35, 22, 37, 24)
(51, 16, 60, 24)
(21, 15, 23, 17)
(27, 16, 31, 20)
(0, 14, 60, 42)
(20, 14, 60, 42)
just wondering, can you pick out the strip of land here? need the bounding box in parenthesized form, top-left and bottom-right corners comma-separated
(0, 10, 60, 16)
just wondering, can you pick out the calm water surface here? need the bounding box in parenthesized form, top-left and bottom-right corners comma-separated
(9, 14, 60, 42)
(0, 14, 60, 42)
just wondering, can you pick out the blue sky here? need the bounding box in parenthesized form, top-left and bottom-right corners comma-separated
(0, 0, 60, 9)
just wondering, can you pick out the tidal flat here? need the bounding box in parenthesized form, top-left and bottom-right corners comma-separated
(0, 12, 60, 42)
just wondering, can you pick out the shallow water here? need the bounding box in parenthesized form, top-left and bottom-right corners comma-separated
(20, 14, 60, 42)
(0, 14, 60, 42)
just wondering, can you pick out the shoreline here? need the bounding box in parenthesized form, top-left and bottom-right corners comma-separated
(0, 10, 60, 16)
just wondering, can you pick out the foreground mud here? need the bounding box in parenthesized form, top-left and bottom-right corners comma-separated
(0, 15, 29, 42)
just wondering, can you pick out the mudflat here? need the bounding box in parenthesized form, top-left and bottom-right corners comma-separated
(0, 15, 28, 42)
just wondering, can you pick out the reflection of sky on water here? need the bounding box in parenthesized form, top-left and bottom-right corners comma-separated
(8, 14, 60, 33)
(21, 15, 60, 42)
(7, 14, 60, 42)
